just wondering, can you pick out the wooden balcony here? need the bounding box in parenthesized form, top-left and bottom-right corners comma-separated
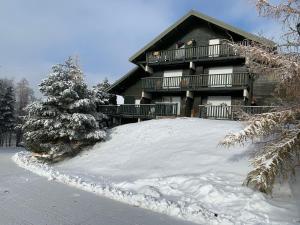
(146, 43, 238, 65)
(98, 103, 178, 119)
(142, 73, 251, 92)
(199, 105, 278, 120)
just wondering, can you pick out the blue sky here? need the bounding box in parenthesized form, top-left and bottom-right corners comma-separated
(0, 0, 280, 95)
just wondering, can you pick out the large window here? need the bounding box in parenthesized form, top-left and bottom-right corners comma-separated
(161, 96, 181, 115)
(208, 67, 233, 87)
(206, 96, 232, 118)
(208, 39, 220, 57)
(175, 42, 185, 60)
(163, 70, 183, 89)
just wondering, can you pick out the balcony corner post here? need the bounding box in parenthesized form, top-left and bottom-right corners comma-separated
(145, 65, 153, 74)
(189, 61, 195, 71)
(142, 91, 152, 100)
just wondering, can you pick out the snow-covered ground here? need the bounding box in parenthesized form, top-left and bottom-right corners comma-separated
(0, 148, 194, 225)
(14, 118, 300, 225)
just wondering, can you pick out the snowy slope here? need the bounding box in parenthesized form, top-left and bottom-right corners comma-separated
(14, 118, 300, 225)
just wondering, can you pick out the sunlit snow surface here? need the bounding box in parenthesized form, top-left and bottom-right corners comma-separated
(14, 118, 300, 225)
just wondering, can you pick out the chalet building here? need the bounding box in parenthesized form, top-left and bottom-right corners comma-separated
(104, 10, 277, 121)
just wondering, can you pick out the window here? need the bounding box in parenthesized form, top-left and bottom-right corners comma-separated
(175, 42, 185, 60)
(208, 67, 233, 87)
(206, 96, 232, 118)
(163, 70, 183, 89)
(208, 39, 220, 57)
(162, 96, 181, 115)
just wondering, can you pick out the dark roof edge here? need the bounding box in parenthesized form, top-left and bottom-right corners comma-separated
(107, 66, 140, 93)
(129, 10, 275, 62)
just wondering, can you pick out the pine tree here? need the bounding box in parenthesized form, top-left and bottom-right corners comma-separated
(94, 78, 116, 105)
(0, 80, 6, 145)
(0, 80, 16, 146)
(22, 57, 107, 161)
(15, 78, 35, 116)
(3, 86, 16, 130)
(15, 78, 35, 146)
(96, 77, 110, 92)
(92, 85, 110, 110)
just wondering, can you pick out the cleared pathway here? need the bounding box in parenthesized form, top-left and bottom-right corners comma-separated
(0, 148, 197, 225)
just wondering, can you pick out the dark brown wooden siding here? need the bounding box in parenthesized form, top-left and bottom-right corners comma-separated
(253, 75, 278, 105)
(151, 17, 247, 55)
(120, 79, 143, 101)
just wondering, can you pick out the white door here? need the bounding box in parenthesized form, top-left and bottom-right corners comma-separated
(163, 70, 182, 89)
(209, 39, 220, 57)
(162, 96, 181, 115)
(172, 97, 181, 115)
(208, 67, 233, 87)
(207, 96, 231, 118)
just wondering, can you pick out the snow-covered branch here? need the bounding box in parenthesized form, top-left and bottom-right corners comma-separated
(220, 110, 295, 147)
(245, 129, 300, 194)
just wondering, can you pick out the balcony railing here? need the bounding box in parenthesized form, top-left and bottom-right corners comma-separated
(142, 73, 250, 92)
(199, 105, 278, 120)
(98, 103, 178, 118)
(146, 43, 237, 64)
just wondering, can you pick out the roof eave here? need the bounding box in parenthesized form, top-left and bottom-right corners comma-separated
(106, 66, 140, 94)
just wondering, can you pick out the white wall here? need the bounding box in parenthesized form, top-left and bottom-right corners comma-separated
(117, 95, 124, 104)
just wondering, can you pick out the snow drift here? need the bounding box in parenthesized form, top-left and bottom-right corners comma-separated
(13, 118, 300, 225)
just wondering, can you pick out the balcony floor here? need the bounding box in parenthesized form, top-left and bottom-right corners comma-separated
(146, 56, 245, 66)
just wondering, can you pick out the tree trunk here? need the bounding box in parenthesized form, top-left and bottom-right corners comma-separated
(8, 132, 12, 147)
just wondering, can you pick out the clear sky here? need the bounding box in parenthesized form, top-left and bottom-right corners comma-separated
(0, 0, 280, 95)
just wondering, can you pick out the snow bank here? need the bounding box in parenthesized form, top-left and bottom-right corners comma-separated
(13, 118, 300, 225)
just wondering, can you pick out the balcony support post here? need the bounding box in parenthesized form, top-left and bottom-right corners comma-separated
(142, 91, 152, 99)
(185, 91, 194, 117)
(186, 90, 194, 99)
(243, 89, 249, 102)
(141, 91, 152, 104)
(189, 62, 195, 71)
(145, 65, 153, 74)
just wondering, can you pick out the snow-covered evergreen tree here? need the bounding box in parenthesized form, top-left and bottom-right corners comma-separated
(95, 77, 110, 92)
(0, 80, 16, 146)
(16, 78, 35, 116)
(15, 78, 35, 146)
(0, 80, 6, 145)
(94, 78, 116, 105)
(92, 84, 110, 109)
(3, 86, 16, 132)
(22, 57, 107, 160)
